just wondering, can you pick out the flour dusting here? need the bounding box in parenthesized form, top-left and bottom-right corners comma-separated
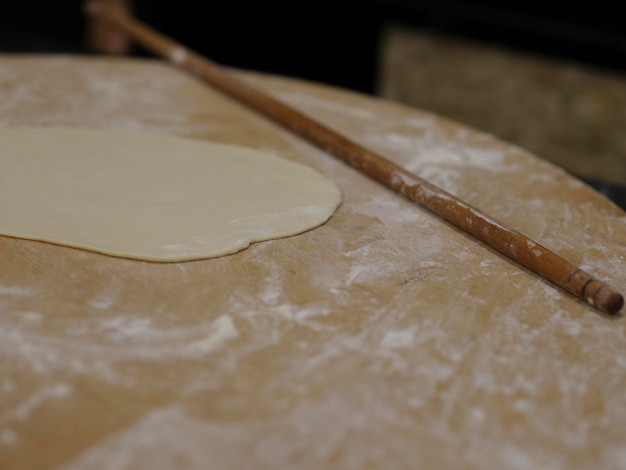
(185, 315, 239, 355)
(380, 327, 416, 349)
(0, 428, 18, 446)
(2, 383, 72, 424)
(0, 285, 34, 297)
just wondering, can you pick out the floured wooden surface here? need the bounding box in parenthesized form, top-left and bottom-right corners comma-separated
(1, 55, 625, 469)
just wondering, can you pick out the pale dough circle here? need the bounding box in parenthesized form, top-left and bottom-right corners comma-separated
(0, 127, 341, 261)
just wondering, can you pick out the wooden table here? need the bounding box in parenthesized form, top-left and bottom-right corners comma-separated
(1, 55, 625, 469)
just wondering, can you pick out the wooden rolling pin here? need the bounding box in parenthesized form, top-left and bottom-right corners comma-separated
(85, 2, 624, 315)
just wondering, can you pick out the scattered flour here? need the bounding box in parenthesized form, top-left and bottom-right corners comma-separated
(185, 315, 239, 355)
(2, 383, 72, 424)
(0, 285, 34, 297)
(380, 327, 416, 349)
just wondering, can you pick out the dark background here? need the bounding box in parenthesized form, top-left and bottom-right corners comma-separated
(2, 1, 625, 94)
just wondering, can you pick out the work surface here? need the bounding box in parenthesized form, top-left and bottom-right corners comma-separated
(1, 56, 626, 469)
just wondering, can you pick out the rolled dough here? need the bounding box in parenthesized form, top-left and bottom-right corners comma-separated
(0, 127, 341, 261)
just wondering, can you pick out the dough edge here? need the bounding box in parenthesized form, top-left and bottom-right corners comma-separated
(0, 126, 342, 262)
